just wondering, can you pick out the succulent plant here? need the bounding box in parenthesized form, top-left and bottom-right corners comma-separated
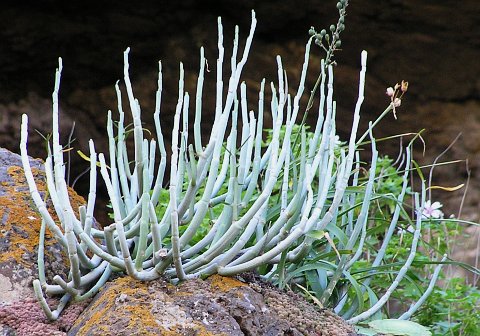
(19, 9, 443, 323)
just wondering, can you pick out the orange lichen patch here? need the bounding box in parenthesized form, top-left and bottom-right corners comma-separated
(75, 277, 162, 335)
(1, 166, 57, 266)
(124, 303, 158, 332)
(72, 276, 229, 336)
(0, 165, 85, 267)
(193, 325, 222, 336)
(66, 185, 88, 214)
(209, 274, 246, 292)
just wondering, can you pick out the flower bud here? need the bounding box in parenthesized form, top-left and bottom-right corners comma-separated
(393, 98, 401, 107)
(330, 24, 336, 32)
(336, 2, 343, 9)
(401, 80, 409, 92)
(308, 27, 316, 36)
(386, 87, 394, 97)
(320, 29, 327, 36)
(335, 40, 342, 48)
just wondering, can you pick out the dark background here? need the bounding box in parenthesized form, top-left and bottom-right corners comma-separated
(1, 0, 479, 230)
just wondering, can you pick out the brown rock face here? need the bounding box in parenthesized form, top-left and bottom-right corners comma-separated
(69, 275, 356, 336)
(0, 148, 65, 304)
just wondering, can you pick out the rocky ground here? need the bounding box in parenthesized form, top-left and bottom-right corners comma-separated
(68, 274, 356, 336)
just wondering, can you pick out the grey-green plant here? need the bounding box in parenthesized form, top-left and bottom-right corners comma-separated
(20, 7, 445, 325)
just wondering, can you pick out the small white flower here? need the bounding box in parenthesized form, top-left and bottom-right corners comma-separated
(421, 200, 444, 219)
(386, 87, 395, 97)
(393, 97, 401, 107)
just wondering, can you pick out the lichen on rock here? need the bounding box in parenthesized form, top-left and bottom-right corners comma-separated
(69, 274, 356, 336)
(0, 147, 88, 335)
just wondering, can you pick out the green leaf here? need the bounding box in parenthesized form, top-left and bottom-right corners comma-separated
(284, 261, 336, 283)
(368, 319, 432, 336)
(354, 325, 377, 336)
(306, 230, 326, 240)
(364, 286, 382, 321)
(343, 270, 364, 313)
(306, 269, 325, 295)
(325, 222, 349, 246)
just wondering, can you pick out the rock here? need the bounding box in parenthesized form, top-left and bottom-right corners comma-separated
(0, 147, 89, 335)
(0, 147, 60, 304)
(69, 274, 357, 336)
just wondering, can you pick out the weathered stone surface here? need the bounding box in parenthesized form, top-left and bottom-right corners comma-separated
(0, 147, 62, 304)
(0, 147, 89, 335)
(69, 274, 356, 336)
(0, 298, 89, 336)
